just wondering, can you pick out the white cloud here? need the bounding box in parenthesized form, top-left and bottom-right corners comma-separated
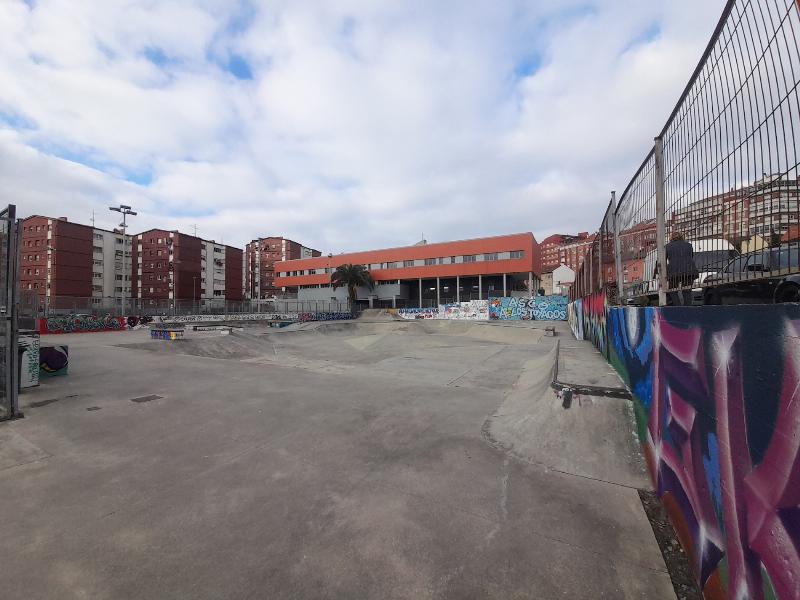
(0, 0, 727, 252)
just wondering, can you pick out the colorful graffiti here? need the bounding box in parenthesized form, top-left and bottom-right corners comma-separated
(603, 305, 800, 599)
(567, 298, 584, 340)
(398, 301, 488, 321)
(39, 345, 68, 377)
(298, 312, 354, 323)
(19, 333, 40, 388)
(152, 313, 297, 324)
(151, 329, 184, 340)
(489, 296, 568, 321)
(567, 291, 607, 355)
(40, 315, 126, 335)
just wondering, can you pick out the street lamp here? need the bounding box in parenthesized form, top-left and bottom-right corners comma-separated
(109, 204, 136, 316)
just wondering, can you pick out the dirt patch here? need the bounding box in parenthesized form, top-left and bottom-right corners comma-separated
(638, 489, 702, 600)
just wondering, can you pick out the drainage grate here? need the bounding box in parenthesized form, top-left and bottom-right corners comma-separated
(130, 395, 163, 404)
(86, 406, 102, 411)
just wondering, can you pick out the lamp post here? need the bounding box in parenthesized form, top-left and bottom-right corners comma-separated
(109, 205, 136, 316)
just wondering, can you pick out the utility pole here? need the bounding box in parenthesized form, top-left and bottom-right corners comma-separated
(109, 205, 136, 316)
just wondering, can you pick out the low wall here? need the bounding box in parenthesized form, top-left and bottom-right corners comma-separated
(398, 301, 488, 321)
(151, 312, 353, 325)
(397, 297, 568, 321)
(39, 315, 126, 334)
(489, 296, 568, 321)
(568, 299, 800, 599)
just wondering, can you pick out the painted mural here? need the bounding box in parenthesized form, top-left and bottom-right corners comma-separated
(601, 305, 800, 599)
(567, 291, 607, 356)
(39, 345, 68, 377)
(40, 315, 126, 334)
(489, 296, 568, 321)
(19, 333, 40, 388)
(567, 298, 584, 341)
(398, 301, 488, 321)
(298, 312, 353, 323)
(151, 329, 184, 340)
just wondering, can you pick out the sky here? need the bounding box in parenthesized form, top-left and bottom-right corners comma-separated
(0, 0, 727, 253)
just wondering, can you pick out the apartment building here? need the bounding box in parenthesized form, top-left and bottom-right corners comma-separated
(131, 229, 242, 304)
(243, 236, 320, 299)
(540, 232, 595, 272)
(20, 216, 132, 307)
(275, 233, 542, 308)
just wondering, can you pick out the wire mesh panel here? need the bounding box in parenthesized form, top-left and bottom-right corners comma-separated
(615, 151, 659, 301)
(660, 0, 800, 301)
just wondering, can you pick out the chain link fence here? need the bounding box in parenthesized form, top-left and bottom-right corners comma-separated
(575, 0, 800, 305)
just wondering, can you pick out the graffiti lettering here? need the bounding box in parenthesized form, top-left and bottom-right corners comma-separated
(489, 296, 568, 321)
(40, 315, 126, 335)
(398, 301, 488, 321)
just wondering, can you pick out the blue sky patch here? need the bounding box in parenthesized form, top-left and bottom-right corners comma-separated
(227, 54, 253, 80)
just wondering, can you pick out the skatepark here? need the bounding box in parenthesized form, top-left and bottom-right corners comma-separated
(0, 316, 676, 599)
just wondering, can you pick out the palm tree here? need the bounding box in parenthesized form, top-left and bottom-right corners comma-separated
(331, 264, 374, 312)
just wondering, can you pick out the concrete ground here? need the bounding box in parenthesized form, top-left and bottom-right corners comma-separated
(0, 319, 674, 599)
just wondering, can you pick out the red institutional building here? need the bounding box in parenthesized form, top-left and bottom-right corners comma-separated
(276, 233, 542, 308)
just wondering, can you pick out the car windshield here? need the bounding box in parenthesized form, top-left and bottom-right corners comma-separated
(695, 249, 737, 272)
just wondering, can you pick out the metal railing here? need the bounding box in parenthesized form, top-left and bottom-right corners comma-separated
(574, 0, 800, 305)
(28, 296, 350, 317)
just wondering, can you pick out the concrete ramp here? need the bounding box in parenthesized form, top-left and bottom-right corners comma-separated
(484, 341, 648, 489)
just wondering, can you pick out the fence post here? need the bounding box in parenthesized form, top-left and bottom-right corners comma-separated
(654, 137, 668, 306)
(612, 191, 624, 302)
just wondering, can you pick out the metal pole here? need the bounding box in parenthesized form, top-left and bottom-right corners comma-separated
(503, 273, 507, 297)
(612, 191, 625, 302)
(654, 137, 668, 306)
(418, 277, 422, 308)
(456, 275, 460, 303)
(478, 275, 482, 300)
(436, 277, 440, 306)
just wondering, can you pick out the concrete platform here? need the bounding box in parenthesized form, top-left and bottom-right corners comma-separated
(0, 320, 673, 599)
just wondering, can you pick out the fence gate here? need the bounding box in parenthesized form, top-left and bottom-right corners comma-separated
(0, 205, 19, 421)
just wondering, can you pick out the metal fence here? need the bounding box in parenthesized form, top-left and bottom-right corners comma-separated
(575, 0, 800, 305)
(0, 205, 20, 421)
(29, 295, 350, 317)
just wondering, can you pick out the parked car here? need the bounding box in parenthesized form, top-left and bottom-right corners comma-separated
(703, 245, 800, 304)
(631, 239, 738, 305)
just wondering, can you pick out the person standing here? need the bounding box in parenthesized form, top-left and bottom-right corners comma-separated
(664, 233, 698, 306)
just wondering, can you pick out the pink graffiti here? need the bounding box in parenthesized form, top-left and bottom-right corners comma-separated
(651, 313, 800, 599)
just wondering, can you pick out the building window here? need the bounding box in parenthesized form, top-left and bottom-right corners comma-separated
(463, 255, 477, 263)
(510, 250, 524, 259)
(424, 258, 436, 266)
(483, 253, 498, 261)
(450, 256, 456, 263)
(403, 260, 414, 267)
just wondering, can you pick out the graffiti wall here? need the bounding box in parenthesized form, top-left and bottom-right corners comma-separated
(19, 333, 40, 388)
(604, 305, 800, 599)
(151, 329, 184, 341)
(298, 312, 353, 323)
(398, 301, 488, 321)
(153, 313, 297, 324)
(40, 315, 126, 334)
(567, 291, 607, 355)
(567, 298, 584, 340)
(39, 345, 68, 377)
(489, 296, 568, 321)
